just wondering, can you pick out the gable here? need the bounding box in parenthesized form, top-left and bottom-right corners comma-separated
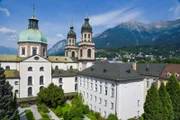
(22, 55, 50, 62)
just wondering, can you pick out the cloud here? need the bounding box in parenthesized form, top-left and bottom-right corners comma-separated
(0, 7, 10, 16)
(89, 7, 144, 28)
(47, 33, 65, 48)
(8, 34, 18, 41)
(169, 2, 180, 19)
(0, 27, 16, 34)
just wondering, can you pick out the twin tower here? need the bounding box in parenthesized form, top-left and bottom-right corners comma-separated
(65, 13, 95, 62)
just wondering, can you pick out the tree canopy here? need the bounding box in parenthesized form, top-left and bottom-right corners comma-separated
(143, 83, 162, 120)
(36, 83, 65, 108)
(166, 75, 180, 120)
(0, 67, 18, 120)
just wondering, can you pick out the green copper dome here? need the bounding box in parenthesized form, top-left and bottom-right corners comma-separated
(67, 25, 76, 38)
(18, 29, 47, 44)
(81, 18, 92, 33)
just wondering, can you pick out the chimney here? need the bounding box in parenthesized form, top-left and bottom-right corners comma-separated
(132, 62, 136, 71)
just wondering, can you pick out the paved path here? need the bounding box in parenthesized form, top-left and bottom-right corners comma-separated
(18, 105, 41, 120)
(83, 115, 90, 120)
(48, 108, 61, 120)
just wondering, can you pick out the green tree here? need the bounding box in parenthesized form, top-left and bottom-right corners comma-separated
(159, 82, 174, 120)
(143, 83, 162, 120)
(36, 83, 65, 108)
(107, 114, 118, 120)
(166, 75, 180, 120)
(55, 106, 62, 117)
(0, 67, 18, 120)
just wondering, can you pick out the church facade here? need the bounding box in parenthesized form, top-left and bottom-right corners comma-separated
(0, 10, 95, 99)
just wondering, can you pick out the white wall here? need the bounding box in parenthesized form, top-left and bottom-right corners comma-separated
(52, 76, 77, 93)
(52, 63, 78, 70)
(19, 55, 51, 98)
(117, 80, 144, 120)
(78, 75, 116, 118)
(1, 62, 19, 70)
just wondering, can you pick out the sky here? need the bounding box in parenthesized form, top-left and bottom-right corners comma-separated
(0, 0, 180, 49)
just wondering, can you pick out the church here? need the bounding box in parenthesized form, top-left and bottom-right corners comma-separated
(0, 8, 95, 101)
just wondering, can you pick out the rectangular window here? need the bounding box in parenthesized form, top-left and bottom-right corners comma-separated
(95, 84, 97, 92)
(138, 100, 140, 106)
(91, 83, 93, 90)
(87, 82, 89, 89)
(99, 98, 101, 104)
(147, 80, 149, 88)
(22, 47, 25, 55)
(104, 111, 106, 118)
(111, 88, 114, 98)
(90, 94, 92, 100)
(111, 102, 114, 109)
(86, 93, 88, 98)
(104, 100, 107, 107)
(105, 87, 107, 95)
(100, 85, 102, 94)
(94, 96, 97, 102)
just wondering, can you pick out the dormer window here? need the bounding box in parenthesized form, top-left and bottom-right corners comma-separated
(166, 72, 171, 77)
(175, 73, 179, 77)
(28, 67, 33, 71)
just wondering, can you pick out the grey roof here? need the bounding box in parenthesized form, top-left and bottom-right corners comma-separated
(52, 69, 78, 77)
(78, 63, 144, 81)
(136, 64, 167, 77)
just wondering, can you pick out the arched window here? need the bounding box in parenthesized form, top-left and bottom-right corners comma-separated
(40, 67, 44, 71)
(28, 76, 32, 85)
(69, 39, 71, 43)
(88, 49, 91, 58)
(66, 51, 68, 57)
(88, 34, 90, 38)
(15, 90, 19, 94)
(75, 77, 77, 82)
(72, 39, 74, 44)
(28, 87, 32, 96)
(28, 67, 33, 71)
(40, 76, 44, 85)
(55, 66, 58, 69)
(59, 78, 63, 83)
(72, 51, 75, 57)
(75, 83, 78, 91)
(59, 85, 62, 89)
(70, 66, 73, 69)
(80, 49, 83, 57)
(5, 66, 10, 70)
(40, 86, 44, 91)
(84, 34, 86, 38)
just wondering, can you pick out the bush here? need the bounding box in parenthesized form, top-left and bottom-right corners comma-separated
(107, 114, 118, 120)
(139, 116, 144, 120)
(63, 111, 69, 120)
(82, 105, 90, 114)
(24, 110, 35, 120)
(37, 104, 49, 113)
(20, 103, 30, 108)
(94, 112, 100, 119)
(55, 106, 63, 117)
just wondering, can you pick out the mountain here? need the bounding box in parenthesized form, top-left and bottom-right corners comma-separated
(93, 19, 180, 49)
(48, 39, 66, 56)
(0, 46, 17, 54)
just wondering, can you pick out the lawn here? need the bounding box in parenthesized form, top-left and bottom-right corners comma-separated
(24, 110, 35, 120)
(85, 113, 97, 120)
(51, 103, 72, 118)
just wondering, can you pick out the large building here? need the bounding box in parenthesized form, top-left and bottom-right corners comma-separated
(0, 8, 95, 100)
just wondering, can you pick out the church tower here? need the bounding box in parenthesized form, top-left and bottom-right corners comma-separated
(78, 10, 95, 71)
(65, 25, 78, 57)
(18, 5, 48, 58)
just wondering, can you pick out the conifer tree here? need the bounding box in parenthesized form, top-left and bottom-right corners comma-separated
(166, 75, 180, 120)
(0, 67, 18, 120)
(144, 83, 162, 120)
(159, 82, 174, 120)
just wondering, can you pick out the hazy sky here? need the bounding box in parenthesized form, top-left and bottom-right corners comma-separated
(0, 0, 180, 48)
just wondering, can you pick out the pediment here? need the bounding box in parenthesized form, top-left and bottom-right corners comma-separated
(22, 55, 49, 62)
